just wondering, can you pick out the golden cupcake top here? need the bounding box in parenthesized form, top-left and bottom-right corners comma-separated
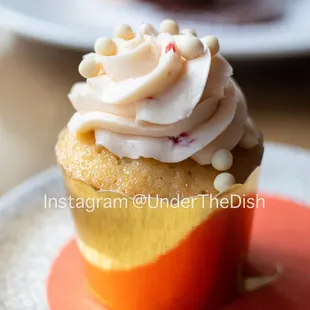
(67, 20, 261, 193)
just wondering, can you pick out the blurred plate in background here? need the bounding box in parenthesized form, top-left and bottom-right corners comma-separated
(0, 0, 310, 59)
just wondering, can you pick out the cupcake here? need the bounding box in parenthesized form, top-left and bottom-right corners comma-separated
(56, 20, 263, 310)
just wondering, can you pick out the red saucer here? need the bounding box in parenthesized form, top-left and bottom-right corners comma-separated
(47, 196, 310, 310)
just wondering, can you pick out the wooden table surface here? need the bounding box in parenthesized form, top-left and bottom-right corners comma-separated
(0, 31, 309, 196)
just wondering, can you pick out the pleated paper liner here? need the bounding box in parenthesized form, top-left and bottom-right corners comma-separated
(47, 195, 310, 310)
(57, 166, 261, 310)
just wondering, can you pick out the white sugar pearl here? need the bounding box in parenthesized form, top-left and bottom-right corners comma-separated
(211, 149, 233, 171)
(139, 23, 157, 35)
(201, 36, 220, 57)
(214, 173, 236, 192)
(78, 58, 101, 78)
(239, 128, 259, 149)
(174, 35, 204, 60)
(160, 20, 179, 35)
(181, 28, 197, 36)
(94, 37, 117, 56)
(82, 52, 96, 60)
(115, 24, 135, 40)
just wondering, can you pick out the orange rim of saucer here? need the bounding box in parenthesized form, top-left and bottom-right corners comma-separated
(47, 195, 310, 310)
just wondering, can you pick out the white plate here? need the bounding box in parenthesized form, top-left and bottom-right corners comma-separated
(0, 0, 310, 59)
(0, 142, 309, 309)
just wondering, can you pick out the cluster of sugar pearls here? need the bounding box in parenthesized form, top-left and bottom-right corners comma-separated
(212, 127, 260, 193)
(211, 148, 235, 192)
(78, 20, 221, 78)
(78, 24, 136, 78)
(158, 20, 220, 60)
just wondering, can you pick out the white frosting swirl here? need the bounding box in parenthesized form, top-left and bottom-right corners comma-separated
(68, 29, 253, 165)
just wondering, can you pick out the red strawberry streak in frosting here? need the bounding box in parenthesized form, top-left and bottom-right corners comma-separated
(180, 132, 189, 138)
(169, 133, 195, 146)
(169, 136, 180, 144)
(165, 42, 177, 53)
